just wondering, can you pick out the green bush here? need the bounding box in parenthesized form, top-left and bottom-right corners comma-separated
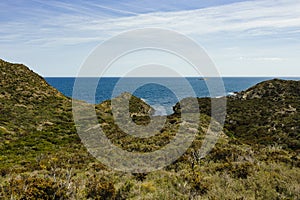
(24, 177, 66, 199)
(115, 181, 134, 200)
(231, 162, 254, 179)
(86, 176, 116, 200)
(4, 176, 66, 200)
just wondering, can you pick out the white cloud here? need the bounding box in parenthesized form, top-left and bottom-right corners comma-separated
(239, 57, 285, 61)
(70, 0, 300, 38)
(1, 0, 300, 46)
(1, 0, 300, 76)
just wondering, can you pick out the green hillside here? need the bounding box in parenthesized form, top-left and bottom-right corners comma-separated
(0, 59, 299, 199)
(174, 79, 300, 150)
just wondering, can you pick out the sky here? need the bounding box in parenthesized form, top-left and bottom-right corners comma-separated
(0, 0, 300, 77)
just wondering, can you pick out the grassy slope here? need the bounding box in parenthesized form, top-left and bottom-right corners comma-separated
(0, 59, 299, 199)
(173, 79, 300, 150)
(0, 59, 89, 173)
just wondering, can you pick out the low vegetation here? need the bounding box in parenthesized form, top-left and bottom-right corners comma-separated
(0, 59, 299, 199)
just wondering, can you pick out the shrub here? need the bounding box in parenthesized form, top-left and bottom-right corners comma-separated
(132, 173, 147, 181)
(86, 176, 116, 200)
(24, 176, 66, 199)
(4, 176, 66, 200)
(231, 162, 253, 179)
(116, 181, 134, 200)
(141, 181, 156, 193)
(183, 171, 210, 196)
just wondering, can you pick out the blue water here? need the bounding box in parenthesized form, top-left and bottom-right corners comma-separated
(45, 77, 300, 115)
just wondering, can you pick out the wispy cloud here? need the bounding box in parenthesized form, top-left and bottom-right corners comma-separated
(0, 0, 299, 76)
(1, 0, 299, 46)
(239, 56, 285, 62)
(96, 0, 300, 36)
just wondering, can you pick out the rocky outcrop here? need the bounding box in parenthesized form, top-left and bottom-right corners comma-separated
(96, 92, 154, 117)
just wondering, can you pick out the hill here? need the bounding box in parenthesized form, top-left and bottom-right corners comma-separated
(0, 59, 162, 172)
(174, 78, 300, 150)
(0, 59, 72, 132)
(234, 78, 300, 100)
(227, 79, 300, 150)
(0, 59, 79, 167)
(0, 59, 299, 199)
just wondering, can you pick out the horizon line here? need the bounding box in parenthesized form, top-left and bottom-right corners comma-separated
(44, 76, 300, 78)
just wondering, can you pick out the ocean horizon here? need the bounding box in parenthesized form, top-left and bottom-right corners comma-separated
(45, 77, 300, 115)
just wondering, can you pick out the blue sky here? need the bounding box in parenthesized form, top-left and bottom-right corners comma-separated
(0, 0, 300, 76)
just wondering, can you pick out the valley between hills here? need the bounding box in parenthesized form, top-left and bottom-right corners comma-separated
(0, 59, 299, 199)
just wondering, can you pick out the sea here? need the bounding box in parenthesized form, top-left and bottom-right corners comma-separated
(45, 77, 300, 116)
